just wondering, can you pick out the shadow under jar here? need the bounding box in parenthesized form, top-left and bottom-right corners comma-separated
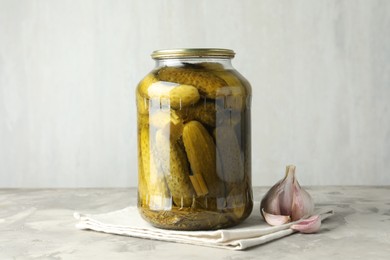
(136, 48, 253, 230)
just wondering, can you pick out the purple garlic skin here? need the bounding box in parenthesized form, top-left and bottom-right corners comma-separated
(260, 165, 317, 229)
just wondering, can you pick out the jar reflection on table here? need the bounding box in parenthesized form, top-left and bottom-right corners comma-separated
(136, 49, 253, 230)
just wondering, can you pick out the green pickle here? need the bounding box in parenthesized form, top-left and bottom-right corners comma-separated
(137, 49, 252, 230)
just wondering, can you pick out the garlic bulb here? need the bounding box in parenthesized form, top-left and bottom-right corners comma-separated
(260, 165, 321, 233)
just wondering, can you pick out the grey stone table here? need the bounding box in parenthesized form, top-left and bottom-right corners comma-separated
(0, 187, 389, 259)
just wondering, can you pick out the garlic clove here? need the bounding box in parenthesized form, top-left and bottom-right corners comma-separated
(291, 178, 314, 221)
(262, 209, 291, 226)
(260, 183, 283, 217)
(278, 165, 295, 216)
(290, 215, 321, 234)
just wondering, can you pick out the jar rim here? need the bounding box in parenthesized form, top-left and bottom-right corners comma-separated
(151, 48, 235, 60)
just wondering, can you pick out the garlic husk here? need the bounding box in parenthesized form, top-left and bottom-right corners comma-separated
(260, 165, 316, 229)
(291, 215, 321, 233)
(291, 179, 314, 221)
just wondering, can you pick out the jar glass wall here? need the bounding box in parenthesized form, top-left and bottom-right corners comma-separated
(136, 49, 253, 230)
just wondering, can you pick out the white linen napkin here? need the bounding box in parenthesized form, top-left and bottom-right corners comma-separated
(74, 203, 333, 250)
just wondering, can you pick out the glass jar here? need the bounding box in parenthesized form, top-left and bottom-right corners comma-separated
(136, 48, 253, 230)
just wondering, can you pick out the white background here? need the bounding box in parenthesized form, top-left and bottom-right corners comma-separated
(1, 0, 389, 187)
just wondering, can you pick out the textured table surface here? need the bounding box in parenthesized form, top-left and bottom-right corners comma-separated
(1, 187, 389, 259)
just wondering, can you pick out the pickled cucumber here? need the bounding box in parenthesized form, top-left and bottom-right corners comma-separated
(136, 92, 149, 115)
(176, 101, 217, 127)
(182, 121, 225, 199)
(157, 66, 229, 99)
(137, 73, 159, 98)
(139, 126, 172, 210)
(180, 62, 224, 71)
(215, 125, 244, 182)
(214, 69, 250, 111)
(147, 83, 200, 110)
(155, 129, 195, 207)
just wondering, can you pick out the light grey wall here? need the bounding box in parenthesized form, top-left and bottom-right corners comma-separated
(1, 0, 389, 187)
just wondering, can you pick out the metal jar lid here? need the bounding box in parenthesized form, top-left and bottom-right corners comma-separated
(151, 48, 235, 60)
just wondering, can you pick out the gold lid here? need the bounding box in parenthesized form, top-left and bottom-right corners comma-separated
(151, 48, 235, 59)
